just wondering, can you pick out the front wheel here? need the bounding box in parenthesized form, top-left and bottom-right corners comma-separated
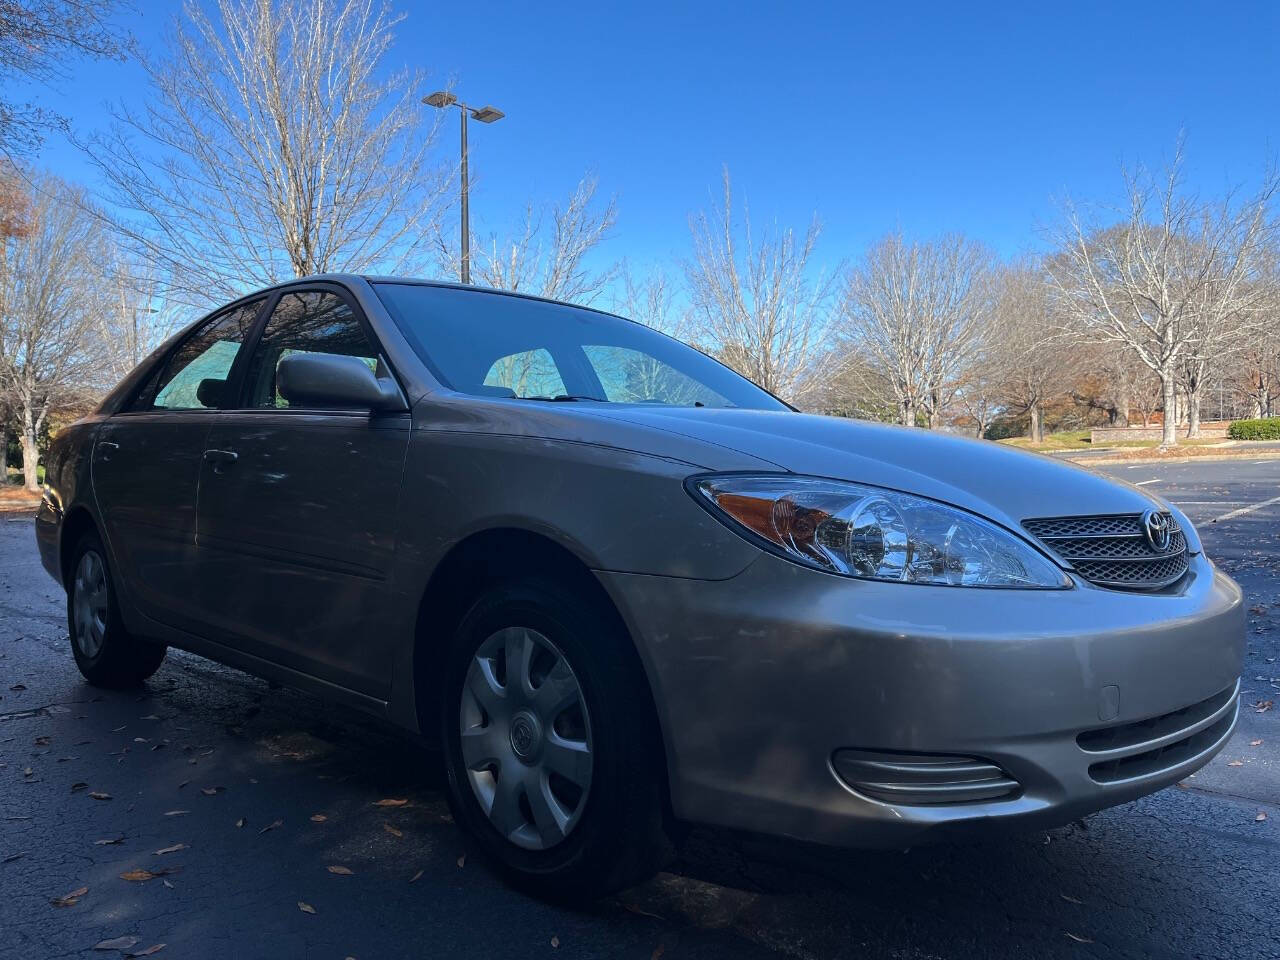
(67, 532, 166, 687)
(441, 579, 669, 900)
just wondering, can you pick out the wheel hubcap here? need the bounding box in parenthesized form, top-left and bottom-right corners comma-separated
(72, 551, 108, 659)
(459, 627, 593, 851)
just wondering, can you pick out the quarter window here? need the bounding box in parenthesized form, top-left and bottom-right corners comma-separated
(242, 291, 381, 408)
(483, 348, 567, 399)
(140, 299, 262, 411)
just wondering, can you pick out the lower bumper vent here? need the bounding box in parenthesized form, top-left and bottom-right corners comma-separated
(832, 749, 1021, 805)
(1078, 681, 1239, 785)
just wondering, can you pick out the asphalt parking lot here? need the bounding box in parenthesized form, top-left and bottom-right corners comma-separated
(2, 456, 1278, 960)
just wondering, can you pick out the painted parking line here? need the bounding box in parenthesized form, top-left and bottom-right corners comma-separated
(1211, 493, 1280, 523)
(1136, 479, 1161, 486)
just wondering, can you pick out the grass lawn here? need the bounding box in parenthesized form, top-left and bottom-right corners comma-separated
(1000, 430, 1093, 451)
(1001, 431, 1230, 452)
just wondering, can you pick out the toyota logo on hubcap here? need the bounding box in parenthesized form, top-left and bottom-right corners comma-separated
(1142, 509, 1173, 553)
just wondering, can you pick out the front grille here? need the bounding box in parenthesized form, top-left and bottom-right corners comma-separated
(831, 749, 1021, 805)
(1023, 513, 1189, 590)
(1078, 681, 1239, 785)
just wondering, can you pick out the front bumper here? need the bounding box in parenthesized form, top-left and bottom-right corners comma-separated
(598, 551, 1244, 848)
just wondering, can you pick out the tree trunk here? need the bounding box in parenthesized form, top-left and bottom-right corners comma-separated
(1186, 389, 1202, 438)
(0, 429, 7, 484)
(901, 398, 916, 428)
(1159, 372, 1178, 447)
(1117, 393, 1130, 427)
(1029, 401, 1044, 444)
(20, 427, 40, 492)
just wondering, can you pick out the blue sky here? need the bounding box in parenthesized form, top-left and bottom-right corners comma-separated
(19, 0, 1280, 279)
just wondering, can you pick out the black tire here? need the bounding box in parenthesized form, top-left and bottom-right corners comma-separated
(66, 531, 167, 688)
(441, 578, 669, 901)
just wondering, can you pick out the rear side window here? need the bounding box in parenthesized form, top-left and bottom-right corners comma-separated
(136, 299, 262, 411)
(241, 291, 380, 408)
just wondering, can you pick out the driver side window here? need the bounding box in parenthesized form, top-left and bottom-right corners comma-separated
(242, 291, 380, 409)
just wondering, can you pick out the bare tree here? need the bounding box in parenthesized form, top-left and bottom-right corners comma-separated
(439, 175, 617, 305)
(685, 168, 831, 402)
(838, 231, 994, 427)
(0, 175, 111, 490)
(1047, 143, 1278, 446)
(0, 0, 131, 155)
(83, 0, 446, 306)
(988, 261, 1070, 443)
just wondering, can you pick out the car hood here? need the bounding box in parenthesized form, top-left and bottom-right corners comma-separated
(581, 406, 1164, 532)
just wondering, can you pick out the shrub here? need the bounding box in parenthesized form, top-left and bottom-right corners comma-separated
(1227, 418, 1280, 440)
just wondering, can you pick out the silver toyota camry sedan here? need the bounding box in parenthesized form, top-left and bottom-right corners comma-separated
(35, 276, 1244, 899)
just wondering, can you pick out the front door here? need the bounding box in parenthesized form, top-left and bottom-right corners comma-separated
(192, 287, 409, 699)
(93, 299, 263, 632)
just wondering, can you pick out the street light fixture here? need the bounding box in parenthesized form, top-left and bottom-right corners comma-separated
(423, 90, 505, 285)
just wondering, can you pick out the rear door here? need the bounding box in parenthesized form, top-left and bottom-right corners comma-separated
(93, 299, 263, 632)
(191, 285, 410, 698)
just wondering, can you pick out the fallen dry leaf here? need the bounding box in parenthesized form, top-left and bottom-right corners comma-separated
(551, 936, 560, 948)
(235, 817, 246, 828)
(94, 837, 125, 845)
(310, 814, 327, 823)
(161, 879, 174, 889)
(51, 885, 88, 907)
(2, 852, 25, 863)
(259, 819, 283, 834)
(382, 822, 402, 838)
(1228, 760, 1244, 767)
(1257, 811, 1269, 822)
(34, 735, 50, 746)
(298, 901, 316, 914)
(374, 798, 408, 807)
(327, 865, 354, 876)
(1251, 739, 1264, 746)
(1256, 699, 1275, 714)
(1064, 932, 1094, 944)
(456, 854, 465, 868)
(409, 869, 423, 883)
(1060, 893, 1084, 905)
(22, 767, 33, 777)
(9, 683, 25, 691)
(70, 782, 88, 793)
(153, 844, 187, 856)
(163, 810, 189, 817)
(120, 867, 181, 883)
(89, 792, 112, 801)
(124, 945, 166, 958)
(200, 786, 225, 796)
(140, 715, 160, 721)
(94, 936, 140, 951)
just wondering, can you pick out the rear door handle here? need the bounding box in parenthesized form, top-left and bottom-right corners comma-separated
(203, 449, 239, 466)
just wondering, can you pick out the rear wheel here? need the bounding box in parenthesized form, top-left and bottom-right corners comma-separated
(441, 579, 669, 900)
(67, 532, 166, 687)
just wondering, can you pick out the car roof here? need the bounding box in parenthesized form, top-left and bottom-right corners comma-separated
(235, 273, 632, 325)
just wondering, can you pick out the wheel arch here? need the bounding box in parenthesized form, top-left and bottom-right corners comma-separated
(59, 505, 101, 588)
(410, 527, 672, 811)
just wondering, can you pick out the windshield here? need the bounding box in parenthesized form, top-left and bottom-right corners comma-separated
(373, 282, 789, 410)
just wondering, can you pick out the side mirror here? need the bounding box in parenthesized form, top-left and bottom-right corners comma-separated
(276, 353, 406, 411)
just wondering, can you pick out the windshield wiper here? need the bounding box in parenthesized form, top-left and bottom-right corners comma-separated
(523, 394, 606, 402)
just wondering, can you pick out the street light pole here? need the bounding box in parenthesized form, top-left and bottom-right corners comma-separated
(459, 106, 469, 284)
(423, 91, 505, 286)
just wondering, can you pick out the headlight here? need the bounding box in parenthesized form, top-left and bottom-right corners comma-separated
(690, 475, 1070, 589)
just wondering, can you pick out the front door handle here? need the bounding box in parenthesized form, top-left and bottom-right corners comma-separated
(96, 441, 120, 462)
(203, 449, 239, 469)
